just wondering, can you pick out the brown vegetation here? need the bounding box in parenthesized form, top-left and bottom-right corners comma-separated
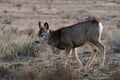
(41, 64, 79, 80)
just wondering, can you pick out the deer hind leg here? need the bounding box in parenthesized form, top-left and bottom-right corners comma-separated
(89, 40, 106, 69)
(97, 40, 106, 69)
(72, 48, 83, 69)
(85, 42, 99, 70)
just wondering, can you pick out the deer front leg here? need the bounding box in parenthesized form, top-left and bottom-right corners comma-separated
(64, 48, 72, 67)
(72, 48, 83, 69)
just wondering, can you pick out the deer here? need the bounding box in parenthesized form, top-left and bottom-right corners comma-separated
(35, 17, 106, 71)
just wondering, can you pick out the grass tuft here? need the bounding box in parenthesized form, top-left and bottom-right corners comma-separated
(41, 64, 79, 80)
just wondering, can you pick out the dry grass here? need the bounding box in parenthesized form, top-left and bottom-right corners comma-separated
(0, 29, 40, 61)
(41, 64, 79, 80)
(0, 66, 38, 80)
(0, 66, 10, 78)
(108, 71, 120, 80)
(0, 64, 80, 80)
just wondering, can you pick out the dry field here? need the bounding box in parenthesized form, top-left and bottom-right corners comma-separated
(0, 0, 120, 80)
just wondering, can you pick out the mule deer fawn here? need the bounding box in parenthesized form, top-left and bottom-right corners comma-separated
(36, 17, 106, 71)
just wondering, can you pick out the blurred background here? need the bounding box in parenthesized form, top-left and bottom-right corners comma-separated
(0, 0, 120, 80)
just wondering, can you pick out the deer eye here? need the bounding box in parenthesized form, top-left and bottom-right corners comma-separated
(40, 35, 44, 37)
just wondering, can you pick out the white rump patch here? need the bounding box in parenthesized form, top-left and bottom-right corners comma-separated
(98, 22, 103, 39)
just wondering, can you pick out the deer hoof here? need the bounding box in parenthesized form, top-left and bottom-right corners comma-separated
(84, 66, 93, 72)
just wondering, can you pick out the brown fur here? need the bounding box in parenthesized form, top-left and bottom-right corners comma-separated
(36, 18, 106, 70)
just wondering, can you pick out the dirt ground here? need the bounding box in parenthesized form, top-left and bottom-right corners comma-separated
(0, 0, 120, 80)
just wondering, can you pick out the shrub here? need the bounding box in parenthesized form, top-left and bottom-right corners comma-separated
(0, 35, 40, 61)
(11, 39, 37, 57)
(108, 71, 120, 80)
(0, 66, 10, 78)
(41, 64, 79, 80)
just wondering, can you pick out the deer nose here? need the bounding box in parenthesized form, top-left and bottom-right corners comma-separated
(36, 41, 40, 43)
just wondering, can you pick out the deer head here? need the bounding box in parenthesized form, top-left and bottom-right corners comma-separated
(36, 22, 50, 43)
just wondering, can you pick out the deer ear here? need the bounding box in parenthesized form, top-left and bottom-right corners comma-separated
(44, 22, 49, 30)
(38, 21, 42, 29)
